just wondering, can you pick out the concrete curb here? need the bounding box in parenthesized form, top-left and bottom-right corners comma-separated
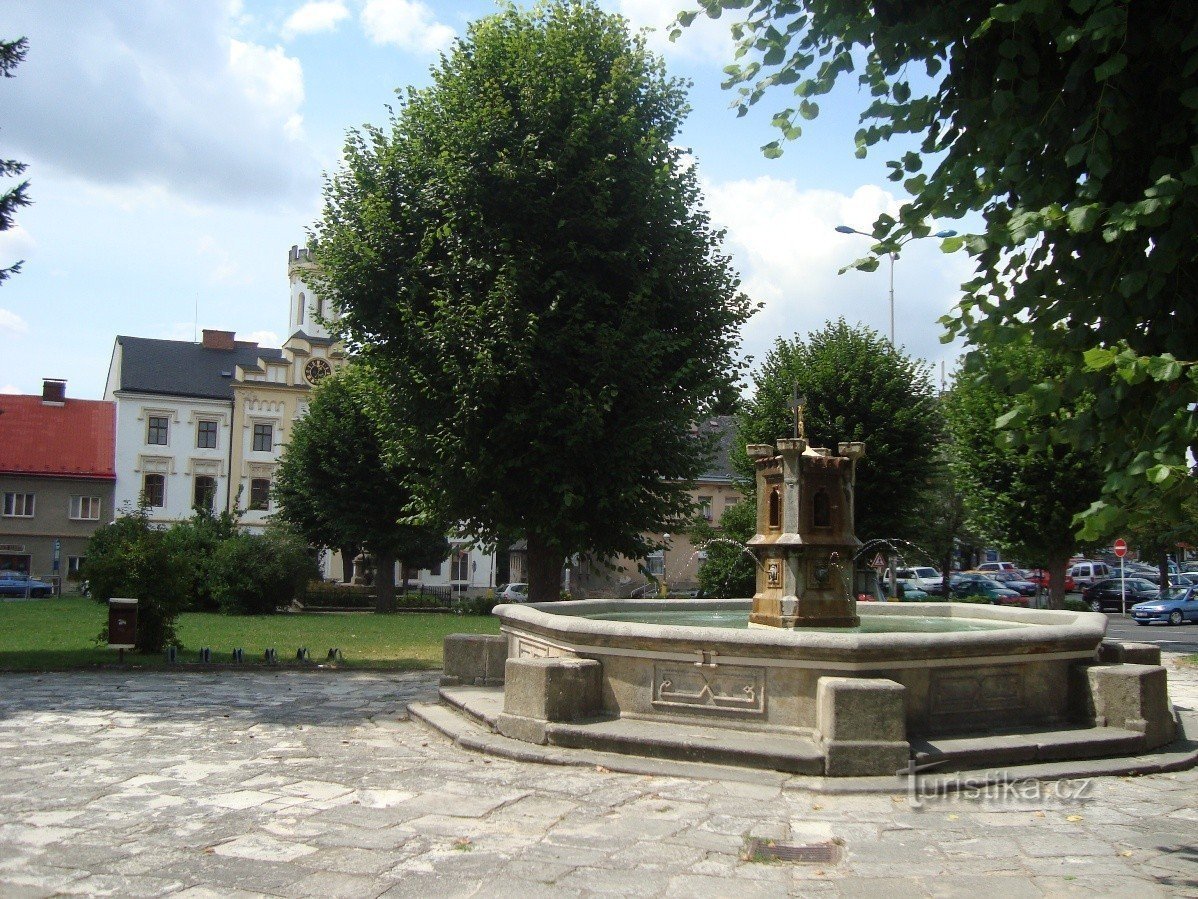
(408, 699, 1198, 795)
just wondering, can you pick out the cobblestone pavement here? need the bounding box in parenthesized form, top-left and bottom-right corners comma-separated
(0, 659, 1195, 898)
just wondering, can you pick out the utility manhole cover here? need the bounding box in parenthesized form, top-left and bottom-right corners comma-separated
(742, 838, 843, 864)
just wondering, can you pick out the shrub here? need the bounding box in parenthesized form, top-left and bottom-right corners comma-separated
(163, 507, 241, 611)
(210, 524, 319, 615)
(456, 594, 500, 616)
(86, 505, 187, 653)
(1064, 598, 1090, 613)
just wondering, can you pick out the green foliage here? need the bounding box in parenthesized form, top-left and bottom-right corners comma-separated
(273, 366, 451, 611)
(209, 524, 318, 615)
(695, 498, 756, 598)
(0, 37, 30, 286)
(735, 320, 940, 544)
(85, 506, 187, 653)
(311, 0, 754, 603)
(945, 339, 1104, 607)
(162, 506, 241, 611)
(676, 0, 1198, 536)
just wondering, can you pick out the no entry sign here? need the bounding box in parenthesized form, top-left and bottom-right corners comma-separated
(1114, 538, 1128, 558)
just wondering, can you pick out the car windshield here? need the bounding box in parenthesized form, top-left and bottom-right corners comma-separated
(913, 568, 937, 578)
(1160, 587, 1188, 601)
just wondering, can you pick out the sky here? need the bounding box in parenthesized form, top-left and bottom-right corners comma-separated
(0, 0, 972, 400)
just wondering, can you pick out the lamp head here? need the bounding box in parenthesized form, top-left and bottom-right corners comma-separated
(834, 225, 857, 234)
(935, 229, 958, 238)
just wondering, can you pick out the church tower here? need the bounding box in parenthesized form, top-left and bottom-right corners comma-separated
(287, 245, 335, 339)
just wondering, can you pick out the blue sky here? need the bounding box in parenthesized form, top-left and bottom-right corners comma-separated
(0, 0, 970, 399)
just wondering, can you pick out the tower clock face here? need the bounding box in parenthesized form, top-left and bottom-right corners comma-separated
(304, 358, 331, 384)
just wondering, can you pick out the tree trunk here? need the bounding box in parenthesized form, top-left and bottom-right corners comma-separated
(940, 552, 953, 600)
(526, 533, 564, 604)
(374, 549, 396, 613)
(1047, 552, 1069, 610)
(340, 545, 356, 583)
(1159, 553, 1171, 591)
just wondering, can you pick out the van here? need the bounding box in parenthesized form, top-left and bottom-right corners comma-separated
(895, 567, 942, 590)
(977, 561, 1018, 574)
(1068, 561, 1111, 588)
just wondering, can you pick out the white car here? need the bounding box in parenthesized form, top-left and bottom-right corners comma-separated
(976, 561, 1018, 575)
(895, 567, 942, 591)
(496, 583, 529, 602)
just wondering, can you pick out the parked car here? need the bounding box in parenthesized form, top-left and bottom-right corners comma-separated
(0, 571, 53, 598)
(1181, 561, 1198, 574)
(1131, 585, 1198, 625)
(495, 583, 529, 602)
(976, 561, 1019, 575)
(887, 580, 930, 601)
(1069, 561, 1113, 589)
(1168, 573, 1198, 588)
(1081, 577, 1159, 613)
(895, 567, 942, 591)
(985, 570, 1039, 596)
(948, 574, 1026, 606)
(1025, 569, 1077, 593)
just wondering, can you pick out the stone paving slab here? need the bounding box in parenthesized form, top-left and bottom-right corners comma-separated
(0, 662, 1194, 896)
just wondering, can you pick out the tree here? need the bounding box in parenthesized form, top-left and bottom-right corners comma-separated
(163, 505, 241, 611)
(945, 339, 1105, 608)
(674, 1, 1198, 538)
(693, 497, 756, 599)
(734, 320, 940, 547)
(273, 367, 450, 612)
(1, 37, 30, 286)
(209, 523, 319, 615)
(86, 506, 187, 653)
(311, 1, 754, 603)
(1122, 486, 1198, 590)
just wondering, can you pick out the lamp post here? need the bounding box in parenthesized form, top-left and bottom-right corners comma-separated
(834, 224, 958, 345)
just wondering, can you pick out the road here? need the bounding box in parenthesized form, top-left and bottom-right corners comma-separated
(1103, 612, 1198, 654)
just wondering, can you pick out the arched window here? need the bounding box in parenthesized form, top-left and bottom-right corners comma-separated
(297, 292, 305, 324)
(813, 488, 832, 529)
(316, 295, 324, 319)
(768, 487, 781, 530)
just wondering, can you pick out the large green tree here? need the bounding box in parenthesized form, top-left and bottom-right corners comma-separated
(735, 320, 940, 547)
(311, 1, 754, 603)
(1, 37, 30, 286)
(675, 0, 1198, 538)
(945, 339, 1104, 608)
(273, 368, 450, 612)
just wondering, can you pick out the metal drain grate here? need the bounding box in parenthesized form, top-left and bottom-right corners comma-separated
(742, 838, 842, 864)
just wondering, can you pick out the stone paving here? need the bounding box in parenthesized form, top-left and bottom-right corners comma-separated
(0, 658, 1195, 898)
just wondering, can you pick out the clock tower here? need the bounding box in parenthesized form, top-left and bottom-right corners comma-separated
(288, 245, 337, 340)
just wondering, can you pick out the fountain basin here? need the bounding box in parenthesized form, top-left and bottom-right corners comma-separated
(496, 598, 1106, 738)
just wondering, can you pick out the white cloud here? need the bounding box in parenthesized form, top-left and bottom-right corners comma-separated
(703, 176, 971, 370)
(612, 0, 737, 61)
(3, 2, 316, 207)
(361, 0, 455, 53)
(0, 385, 21, 395)
(0, 309, 29, 335)
(282, 1, 350, 39)
(0, 225, 36, 269)
(247, 330, 282, 347)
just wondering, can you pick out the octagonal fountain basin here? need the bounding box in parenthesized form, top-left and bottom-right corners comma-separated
(495, 598, 1108, 740)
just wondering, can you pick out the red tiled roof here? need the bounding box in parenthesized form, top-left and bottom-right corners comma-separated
(0, 395, 116, 480)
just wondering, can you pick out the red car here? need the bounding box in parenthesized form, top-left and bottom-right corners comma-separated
(1026, 569, 1076, 593)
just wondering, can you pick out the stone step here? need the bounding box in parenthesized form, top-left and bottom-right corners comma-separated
(911, 725, 1147, 772)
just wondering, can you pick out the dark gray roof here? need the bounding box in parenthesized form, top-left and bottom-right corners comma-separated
(115, 336, 284, 401)
(698, 415, 737, 482)
(288, 330, 339, 347)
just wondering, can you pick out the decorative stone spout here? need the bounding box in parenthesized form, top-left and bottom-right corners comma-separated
(746, 438, 865, 628)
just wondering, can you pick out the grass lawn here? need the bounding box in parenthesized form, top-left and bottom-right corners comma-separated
(0, 596, 500, 671)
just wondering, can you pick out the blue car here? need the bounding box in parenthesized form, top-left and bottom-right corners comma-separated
(1131, 585, 1198, 626)
(0, 570, 53, 598)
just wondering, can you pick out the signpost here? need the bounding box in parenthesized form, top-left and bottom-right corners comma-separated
(1114, 538, 1127, 613)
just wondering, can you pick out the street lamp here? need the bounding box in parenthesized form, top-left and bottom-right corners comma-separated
(834, 224, 958, 345)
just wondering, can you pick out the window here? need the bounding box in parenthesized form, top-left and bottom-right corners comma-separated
(249, 478, 270, 511)
(252, 423, 273, 452)
(316, 296, 324, 318)
(67, 556, 85, 578)
(813, 488, 832, 529)
(298, 292, 305, 325)
(647, 551, 665, 577)
(430, 560, 442, 577)
(768, 487, 781, 530)
(193, 476, 217, 512)
(724, 497, 739, 508)
(146, 416, 169, 446)
(698, 496, 713, 521)
(142, 474, 165, 508)
(69, 495, 101, 520)
(2, 493, 35, 517)
(196, 420, 218, 449)
(453, 551, 470, 582)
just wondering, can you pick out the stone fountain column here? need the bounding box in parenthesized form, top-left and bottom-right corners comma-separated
(747, 438, 865, 629)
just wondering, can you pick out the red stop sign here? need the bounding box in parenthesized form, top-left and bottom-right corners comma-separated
(1114, 538, 1127, 558)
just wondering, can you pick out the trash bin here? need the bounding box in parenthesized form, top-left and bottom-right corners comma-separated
(108, 597, 138, 650)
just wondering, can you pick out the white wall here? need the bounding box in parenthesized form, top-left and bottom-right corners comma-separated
(112, 391, 233, 525)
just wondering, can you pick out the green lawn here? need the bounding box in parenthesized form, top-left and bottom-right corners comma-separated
(0, 596, 500, 671)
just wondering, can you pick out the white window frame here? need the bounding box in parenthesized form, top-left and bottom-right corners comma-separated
(646, 551, 665, 577)
(3, 493, 36, 518)
(146, 414, 170, 446)
(142, 473, 166, 508)
(69, 495, 101, 521)
(698, 495, 713, 521)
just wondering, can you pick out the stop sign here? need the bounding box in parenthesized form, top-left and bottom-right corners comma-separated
(1114, 538, 1127, 558)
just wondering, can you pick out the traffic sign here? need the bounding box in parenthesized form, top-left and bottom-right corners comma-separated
(871, 554, 886, 570)
(1114, 538, 1127, 558)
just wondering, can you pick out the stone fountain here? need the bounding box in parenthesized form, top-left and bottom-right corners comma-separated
(415, 432, 1189, 779)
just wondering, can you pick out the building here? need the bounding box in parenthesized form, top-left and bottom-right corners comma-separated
(104, 330, 284, 526)
(0, 379, 115, 586)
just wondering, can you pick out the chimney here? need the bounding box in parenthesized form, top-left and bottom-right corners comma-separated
(201, 329, 236, 350)
(42, 378, 67, 405)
